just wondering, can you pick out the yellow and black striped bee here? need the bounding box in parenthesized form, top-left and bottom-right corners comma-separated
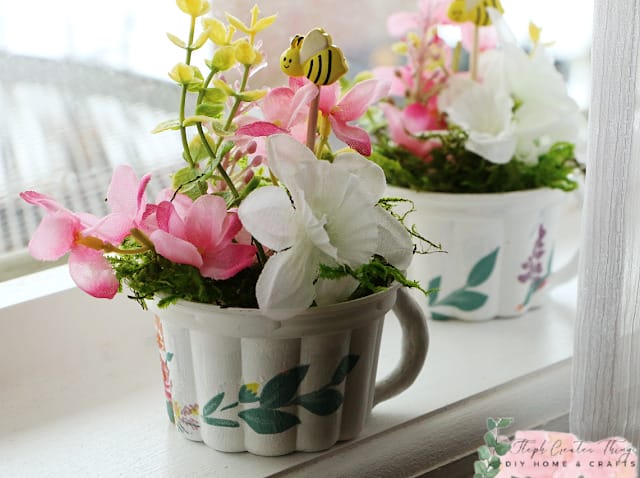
(447, 0, 504, 26)
(280, 28, 348, 86)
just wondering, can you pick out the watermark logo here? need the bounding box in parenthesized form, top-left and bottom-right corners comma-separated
(474, 418, 638, 478)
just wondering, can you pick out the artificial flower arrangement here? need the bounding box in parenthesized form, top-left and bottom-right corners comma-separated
(20, 1, 427, 320)
(364, 0, 586, 193)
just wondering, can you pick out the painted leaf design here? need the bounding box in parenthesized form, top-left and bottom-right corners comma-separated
(430, 311, 453, 321)
(496, 417, 513, 429)
(203, 416, 240, 428)
(477, 445, 491, 460)
(238, 384, 260, 403)
(202, 392, 225, 416)
(238, 408, 301, 434)
(295, 389, 343, 416)
(466, 248, 499, 287)
(438, 289, 488, 311)
(259, 364, 309, 409)
(327, 355, 359, 386)
(484, 431, 497, 447)
(166, 352, 174, 362)
(487, 418, 498, 429)
(427, 276, 441, 306)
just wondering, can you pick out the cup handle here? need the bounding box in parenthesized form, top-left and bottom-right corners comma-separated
(373, 287, 429, 407)
(544, 187, 584, 290)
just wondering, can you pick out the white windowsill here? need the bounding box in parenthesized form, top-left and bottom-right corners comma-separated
(0, 265, 575, 477)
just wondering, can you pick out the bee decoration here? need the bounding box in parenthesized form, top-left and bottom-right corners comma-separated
(447, 0, 504, 26)
(280, 28, 349, 86)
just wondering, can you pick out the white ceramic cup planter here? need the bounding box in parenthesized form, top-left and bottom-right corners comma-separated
(151, 286, 428, 456)
(389, 186, 580, 321)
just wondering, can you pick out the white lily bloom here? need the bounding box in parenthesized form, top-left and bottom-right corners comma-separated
(238, 134, 413, 319)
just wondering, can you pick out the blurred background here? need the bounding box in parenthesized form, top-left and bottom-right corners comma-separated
(0, 0, 593, 279)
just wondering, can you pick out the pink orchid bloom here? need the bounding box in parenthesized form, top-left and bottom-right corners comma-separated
(236, 81, 318, 144)
(89, 165, 153, 244)
(149, 194, 256, 280)
(380, 102, 444, 159)
(318, 78, 390, 156)
(19, 191, 119, 299)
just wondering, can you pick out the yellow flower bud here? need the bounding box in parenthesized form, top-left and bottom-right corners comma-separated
(203, 18, 229, 46)
(391, 41, 409, 55)
(169, 63, 195, 84)
(234, 39, 257, 65)
(212, 46, 237, 71)
(176, 0, 210, 17)
(529, 21, 542, 45)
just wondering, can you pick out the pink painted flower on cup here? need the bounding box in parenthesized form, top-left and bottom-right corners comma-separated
(19, 191, 119, 299)
(149, 194, 256, 280)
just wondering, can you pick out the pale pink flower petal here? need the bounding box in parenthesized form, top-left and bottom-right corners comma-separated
(200, 243, 257, 280)
(107, 165, 139, 216)
(19, 191, 66, 214)
(155, 201, 187, 239)
(387, 11, 419, 37)
(28, 211, 79, 261)
(149, 229, 203, 268)
(237, 121, 288, 137)
(333, 79, 391, 122)
(68, 247, 119, 299)
(328, 116, 374, 156)
(184, 195, 227, 251)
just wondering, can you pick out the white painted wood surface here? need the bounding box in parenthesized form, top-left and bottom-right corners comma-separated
(0, 266, 576, 477)
(571, 0, 640, 447)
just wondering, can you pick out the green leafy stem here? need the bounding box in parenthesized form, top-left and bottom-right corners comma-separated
(200, 354, 360, 434)
(474, 417, 513, 478)
(429, 248, 499, 320)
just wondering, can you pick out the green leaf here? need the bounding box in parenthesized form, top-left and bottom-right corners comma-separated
(166, 32, 186, 49)
(238, 384, 260, 403)
(427, 276, 441, 306)
(439, 289, 488, 311)
(328, 355, 359, 386)
(238, 408, 300, 434)
(484, 431, 497, 447)
(151, 118, 181, 134)
(477, 445, 491, 460)
(195, 103, 224, 118)
(496, 417, 514, 429)
(202, 87, 228, 104)
(430, 311, 453, 321)
(486, 467, 500, 478)
(259, 364, 309, 409)
(487, 418, 498, 430)
(488, 456, 501, 469)
(466, 248, 499, 287)
(495, 442, 511, 456)
(294, 389, 343, 416)
(165, 352, 174, 362)
(191, 31, 209, 50)
(474, 460, 488, 474)
(220, 401, 238, 411)
(203, 416, 240, 428)
(202, 392, 225, 416)
(183, 115, 212, 127)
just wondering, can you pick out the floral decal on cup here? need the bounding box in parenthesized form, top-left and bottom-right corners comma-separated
(198, 354, 359, 434)
(154, 315, 175, 423)
(428, 248, 499, 320)
(517, 224, 553, 310)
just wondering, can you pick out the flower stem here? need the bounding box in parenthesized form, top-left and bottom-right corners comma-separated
(180, 15, 198, 168)
(471, 24, 479, 81)
(306, 85, 320, 151)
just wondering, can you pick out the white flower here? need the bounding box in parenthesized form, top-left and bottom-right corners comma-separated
(445, 81, 517, 164)
(238, 134, 412, 319)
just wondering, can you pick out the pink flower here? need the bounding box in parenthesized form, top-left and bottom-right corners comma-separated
(236, 81, 318, 144)
(318, 78, 390, 156)
(149, 194, 256, 280)
(380, 102, 443, 158)
(387, 0, 450, 37)
(19, 191, 119, 299)
(90, 165, 152, 243)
